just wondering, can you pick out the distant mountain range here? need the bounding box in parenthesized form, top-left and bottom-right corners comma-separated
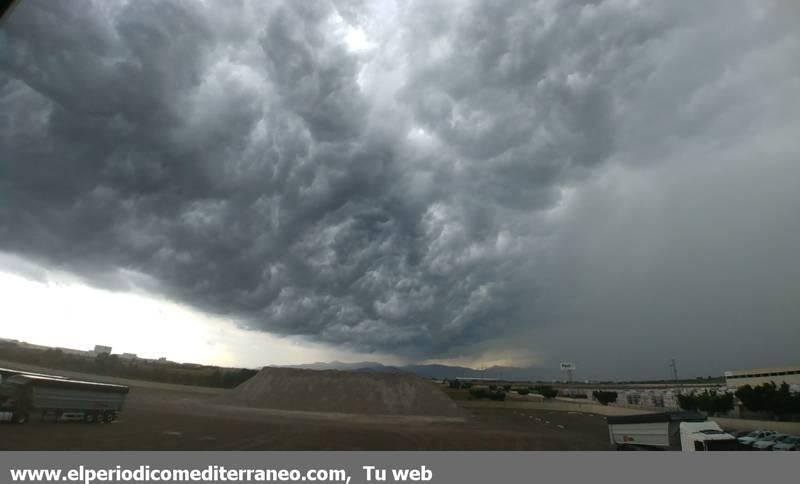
(273, 361, 542, 381)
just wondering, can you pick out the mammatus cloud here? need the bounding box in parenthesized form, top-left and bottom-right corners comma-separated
(1, 0, 799, 375)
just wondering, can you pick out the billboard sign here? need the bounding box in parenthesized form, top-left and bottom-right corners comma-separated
(560, 362, 576, 371)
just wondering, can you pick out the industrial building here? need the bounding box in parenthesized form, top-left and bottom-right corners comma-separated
(93, 345, 112, 355)
(724, 365, 800, 389)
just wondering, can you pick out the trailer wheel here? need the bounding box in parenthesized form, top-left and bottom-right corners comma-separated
(13, 411, 29, 424)
(103, 411, 115, 423)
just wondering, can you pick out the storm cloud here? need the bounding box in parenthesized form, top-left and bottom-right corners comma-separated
(1, 0, 798, 374)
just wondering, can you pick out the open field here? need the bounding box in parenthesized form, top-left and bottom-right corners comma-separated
(0, 366, 611, 450)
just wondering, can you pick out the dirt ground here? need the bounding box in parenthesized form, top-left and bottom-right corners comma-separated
(0, 384, 612, 450)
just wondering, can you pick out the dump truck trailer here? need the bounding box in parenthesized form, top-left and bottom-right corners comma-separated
(0, 369, 129, 424)
(607, 412, 741, 451)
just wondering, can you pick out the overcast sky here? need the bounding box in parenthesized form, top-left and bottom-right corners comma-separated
(1, 0, 798, 379)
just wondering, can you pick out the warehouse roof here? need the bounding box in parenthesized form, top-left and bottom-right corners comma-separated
(724, 366, 800, 377)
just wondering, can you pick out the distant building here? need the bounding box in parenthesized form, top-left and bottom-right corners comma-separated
(94, 345, 112, 355)
(120, 353, 137, 360)
(18, 342, 50, 351)
(724, 366, 800, 389)
(56, 347, 93, 358)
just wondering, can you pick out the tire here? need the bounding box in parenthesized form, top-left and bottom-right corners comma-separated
(103, 411, 115, 423)
(84, 412, 96, 424)
(13, 411, 29, 425)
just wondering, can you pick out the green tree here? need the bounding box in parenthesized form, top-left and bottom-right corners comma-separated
(677, 393, 698, 411)
(469, 387, 489, 399)
(533, 385, 558, 399)
(735, 383, 778, 413)
(679, 390, 735, 416)
(737, 382, 800, 417)
(712, 392, 734, 415)
(593, 390, 618, 406)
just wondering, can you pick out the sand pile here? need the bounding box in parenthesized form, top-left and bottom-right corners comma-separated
(216, 367, 465, 417)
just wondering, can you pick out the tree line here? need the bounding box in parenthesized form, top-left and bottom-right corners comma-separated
(677, 382, 800, 418)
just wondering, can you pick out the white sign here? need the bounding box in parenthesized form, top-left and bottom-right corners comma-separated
(560, 362, 576, 371)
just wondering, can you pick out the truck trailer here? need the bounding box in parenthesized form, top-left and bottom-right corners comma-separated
(0, 369, 129, 424)
(607, 412, 741, 451)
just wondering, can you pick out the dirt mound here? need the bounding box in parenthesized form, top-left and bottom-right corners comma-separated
(216, 367, 465, 417)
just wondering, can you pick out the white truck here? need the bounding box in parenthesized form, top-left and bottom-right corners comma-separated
(607, 412, 741, 451)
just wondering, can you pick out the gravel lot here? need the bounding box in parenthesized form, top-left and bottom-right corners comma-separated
(1, 383, 611, 450)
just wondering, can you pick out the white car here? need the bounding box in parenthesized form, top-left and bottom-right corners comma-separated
(752, 433, 787, 451)
(772, 435, 800, 451)
(737, 430, 776, 446)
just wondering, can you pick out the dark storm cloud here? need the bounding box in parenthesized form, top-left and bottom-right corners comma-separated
(2, 0, 799, 371)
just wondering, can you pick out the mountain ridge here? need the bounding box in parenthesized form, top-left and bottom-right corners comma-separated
(271, 361, 541, 380)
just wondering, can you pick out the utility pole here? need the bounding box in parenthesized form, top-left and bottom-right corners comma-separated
(669, 359, 678, 383)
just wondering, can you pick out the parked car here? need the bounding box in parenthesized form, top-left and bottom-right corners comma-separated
(772, 435, 800, 451)
(737, 430, 776, 446)
(752, 433, 788, 451)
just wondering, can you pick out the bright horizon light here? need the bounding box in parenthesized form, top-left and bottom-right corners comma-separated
(0, 254, 401, 369)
